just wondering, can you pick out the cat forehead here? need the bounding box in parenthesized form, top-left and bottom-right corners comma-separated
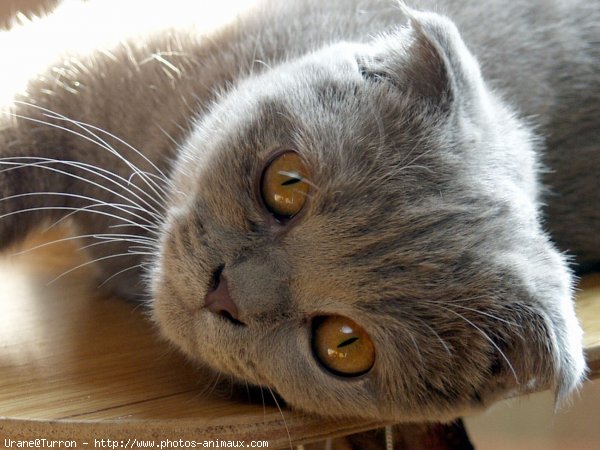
(190, 43, 427, 162)
(202, 42, 383, 125)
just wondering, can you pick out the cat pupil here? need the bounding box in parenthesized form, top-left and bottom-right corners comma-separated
(280, 175, 302, 186)
(337, 337, 359, 348)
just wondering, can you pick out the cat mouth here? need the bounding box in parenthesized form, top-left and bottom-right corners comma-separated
(204, 266, 247, 326)
(214, 309, 246, 327)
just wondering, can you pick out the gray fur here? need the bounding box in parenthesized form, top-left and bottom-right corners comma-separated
(0, 0, 597, 421)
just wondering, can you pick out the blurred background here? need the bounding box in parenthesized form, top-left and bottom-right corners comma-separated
(0, 0, 57, 28)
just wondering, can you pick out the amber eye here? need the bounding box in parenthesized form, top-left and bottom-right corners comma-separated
(260, 151, 309, 221)
(312, 315, 375, 377)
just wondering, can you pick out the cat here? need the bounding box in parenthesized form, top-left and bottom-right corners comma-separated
(0, 0, 598, 422)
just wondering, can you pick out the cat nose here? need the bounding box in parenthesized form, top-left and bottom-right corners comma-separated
(204, 269, 242, 324)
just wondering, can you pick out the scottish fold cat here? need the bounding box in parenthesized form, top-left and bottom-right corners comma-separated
(0, 0, 598, 421)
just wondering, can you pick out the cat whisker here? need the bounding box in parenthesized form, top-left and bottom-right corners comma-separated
(421, 298, 522, 329)
(0, 191, 159, 230)
(50, 112, 173, 206)
(10, 232, 155, 258)
(108, 223, 160, 233)
(434, 303, 520, 384)
(6, 110, 155, 196)
(0, 206, 158, 235)
(406, 330, 424, 365)
(99, 263, 147, 288)
(395, 163, 435, 174)
(93, 232, 156, 242)
(266, 386, 293, 450)
(0, 155, 165, 219)
(253, 59, 273, 71)
(247, 30, 268, 77)
(6, 105, 172, 209)
(243, 381, 251, 403)
(441, 303, 522, 328)
(78, 237, 155, 252)
(157, 125, 183, 150)
(48, 201, 156, 233)
(197, 368, 218, 398)
(0, 158, 164, 233)
(48, 250, 154, 285)
(48, 111, 173, 192)
(13, 100, 173, 190)
(141, 53, 182, 79)
(410, 316, 453, 357)
(259, 386, 267, 422)
(128, 243, 157, 250)
(228, 374, 236, 399)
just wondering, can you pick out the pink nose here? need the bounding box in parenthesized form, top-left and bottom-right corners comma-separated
(204, 270, 241, 323)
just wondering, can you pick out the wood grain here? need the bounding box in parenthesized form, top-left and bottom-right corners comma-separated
(578, 274, 600, 380)
(0, 228, 598, 447)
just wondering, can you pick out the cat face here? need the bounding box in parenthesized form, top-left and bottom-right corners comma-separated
(151, 11, 584, 420)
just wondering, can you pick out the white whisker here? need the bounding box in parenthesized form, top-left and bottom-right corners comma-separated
(108, 223, 159, 232)
(48, 251, 154, 285)
(421, 298, 522, 328)
(47, 201, 156, 232)
(0, 154, 165, 219)
(79, 238, 154, 251)
(13, 101, 173, 189)
(0, 191, 158, 229)
(267, 387, 293, 450)
(39, 109, 173, 195)
(0, 206, 158, 235)
(259, 386, 267, 422)
(444, 303, 522, 328)
(11, 232, 155, 257)
(435, 303, 519, 384)
(99, 263, 147, 288)
(411, 316, 452, 357)
(407, 330, 424, 365)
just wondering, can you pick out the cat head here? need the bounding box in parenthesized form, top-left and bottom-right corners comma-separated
(150, 9, 585, 421)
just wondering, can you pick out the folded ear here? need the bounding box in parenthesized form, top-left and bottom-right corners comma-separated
(358, 5, 484, 110)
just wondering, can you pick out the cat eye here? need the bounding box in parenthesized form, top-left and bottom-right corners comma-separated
(260, 151, 309, 222)
(312, 315, 375, 377)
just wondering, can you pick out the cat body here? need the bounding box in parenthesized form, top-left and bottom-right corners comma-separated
(0, 0, 598, 421)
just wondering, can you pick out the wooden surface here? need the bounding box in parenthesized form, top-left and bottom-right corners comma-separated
(0, 229, 598, 447)
(578, 274, 600, 380)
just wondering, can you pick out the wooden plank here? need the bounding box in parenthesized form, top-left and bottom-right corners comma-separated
(0, 229, 598, 447)
(578, 274, 600, 380)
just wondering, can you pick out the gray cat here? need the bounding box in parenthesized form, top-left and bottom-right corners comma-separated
(0, 0, 598, 421)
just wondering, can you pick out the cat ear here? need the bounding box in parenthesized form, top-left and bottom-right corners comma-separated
(358, 5, 483, 109)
